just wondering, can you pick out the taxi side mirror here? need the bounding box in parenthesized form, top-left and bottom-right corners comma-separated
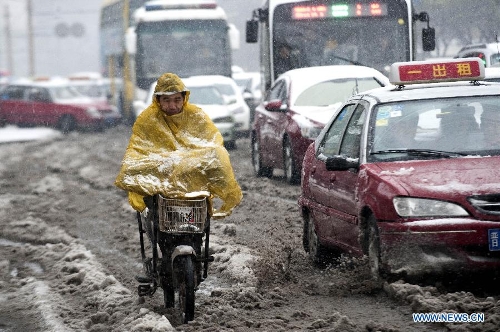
(325, 155, 359, 171)
(264, 99, 286, 112)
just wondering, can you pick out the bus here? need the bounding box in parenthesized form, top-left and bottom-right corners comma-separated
(246, 0, 436, 92)
(100, 0, 239, 121)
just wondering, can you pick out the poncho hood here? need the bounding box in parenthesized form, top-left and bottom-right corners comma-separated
(115, 73, 242, 216)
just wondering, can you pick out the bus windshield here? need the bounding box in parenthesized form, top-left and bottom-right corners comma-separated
(272, 1, 410, 78)
(136, 20, 231, 88)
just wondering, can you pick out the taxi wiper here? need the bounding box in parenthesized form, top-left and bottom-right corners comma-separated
(371, 149, 467, 158)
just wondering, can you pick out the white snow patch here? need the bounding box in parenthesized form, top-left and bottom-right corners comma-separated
(380, 167, 415, 176)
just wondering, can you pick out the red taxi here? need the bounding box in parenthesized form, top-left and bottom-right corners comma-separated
(298, 58, 500, 278)
(0, 79, 121, 132)
(251, 65, 389, 184)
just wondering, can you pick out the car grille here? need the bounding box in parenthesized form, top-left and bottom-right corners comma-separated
(468, 194, 500, 215)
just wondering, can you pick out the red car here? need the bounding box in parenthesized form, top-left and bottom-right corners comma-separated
(0, 79, 121, 132)
(251, 65, 389, 184)
(299, 58, 500, 278)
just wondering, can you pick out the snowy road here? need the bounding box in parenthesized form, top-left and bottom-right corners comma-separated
(0, 125, 499, 331)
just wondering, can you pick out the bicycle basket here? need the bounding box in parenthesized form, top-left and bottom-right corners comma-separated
(157, 196, 207, 233)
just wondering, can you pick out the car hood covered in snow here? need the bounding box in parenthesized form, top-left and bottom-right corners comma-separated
(369, 156, 500, 198)
(291, 104, 342, 126)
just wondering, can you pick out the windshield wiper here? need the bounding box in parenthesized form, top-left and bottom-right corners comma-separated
(325, 54, 365, 66)
(371, 149, 467, 158)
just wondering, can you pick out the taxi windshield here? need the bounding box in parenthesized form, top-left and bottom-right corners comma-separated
(369, 96, 500, 161)
(49, 85, 83, 101)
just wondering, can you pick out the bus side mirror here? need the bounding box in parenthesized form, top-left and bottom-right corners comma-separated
(228, 23, 240, 50)
(422, 27, 435, 52)
(246, 20, 258, 43)
(125, 27, 137, 55)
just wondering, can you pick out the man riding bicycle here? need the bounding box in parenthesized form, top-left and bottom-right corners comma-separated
(115, 72, 242, 215)
(114, 74, 243, 315)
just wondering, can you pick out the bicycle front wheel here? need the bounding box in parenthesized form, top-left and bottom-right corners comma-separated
(177, 255, 196, 323)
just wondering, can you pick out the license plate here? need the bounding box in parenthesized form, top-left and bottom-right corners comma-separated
(488, 229, 500, 251)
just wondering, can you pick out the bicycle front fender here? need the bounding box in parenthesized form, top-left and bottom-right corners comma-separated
(171, 245, 197, 263)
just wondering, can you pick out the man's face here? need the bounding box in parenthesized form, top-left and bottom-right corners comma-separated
(158, 92, 184, 116)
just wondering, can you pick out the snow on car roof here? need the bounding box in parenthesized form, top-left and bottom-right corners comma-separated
(10, 77, 71, 87)
(279, 65, 390, 95)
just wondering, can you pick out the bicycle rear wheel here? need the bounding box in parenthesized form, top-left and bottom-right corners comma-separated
(177, 255, 196, 323)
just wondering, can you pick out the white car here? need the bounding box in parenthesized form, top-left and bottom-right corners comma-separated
(232, 71, 262, 123)
(67, 73, 124, 115)
(484, 66, 500, 82)
(456, 42, 500, 67)
(133, 80, 237, 150)
(185, 75, 251, 137)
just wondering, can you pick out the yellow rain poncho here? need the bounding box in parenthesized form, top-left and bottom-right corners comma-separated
(115, 73, 242, 216)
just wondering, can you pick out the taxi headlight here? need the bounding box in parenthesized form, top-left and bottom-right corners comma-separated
(393, 197, 469, 217)
(85, 107, 101, 118)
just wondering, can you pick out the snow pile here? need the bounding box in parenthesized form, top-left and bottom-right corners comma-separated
(210, 230, 257, 286)
(385, 280, 500, 330)
(0, 125, 62, 143)
(1, 216, 176, 331)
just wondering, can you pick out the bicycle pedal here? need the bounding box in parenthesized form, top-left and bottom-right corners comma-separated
(135, 274, 153, 283)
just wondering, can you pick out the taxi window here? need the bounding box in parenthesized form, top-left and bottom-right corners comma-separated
(339, 103, 366, 159)
(28, 88, 50, 102)
(369, 96, 500, 161)
(318, 103, 357, 157)
(267, 79, 286, 103)
(1, 86, 25, 100)
(490, 53, 500, 67)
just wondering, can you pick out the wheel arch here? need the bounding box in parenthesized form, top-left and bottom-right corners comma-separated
(301, 206, 311, 252)
(282, 133, 298, 164)
(359, 206, 374, 255)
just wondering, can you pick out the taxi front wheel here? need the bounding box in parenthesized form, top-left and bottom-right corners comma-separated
(306, 212, 329, 264)
(367, 215, 383, 280)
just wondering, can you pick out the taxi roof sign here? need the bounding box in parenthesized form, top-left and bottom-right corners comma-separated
(389, 58, 485, 85)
